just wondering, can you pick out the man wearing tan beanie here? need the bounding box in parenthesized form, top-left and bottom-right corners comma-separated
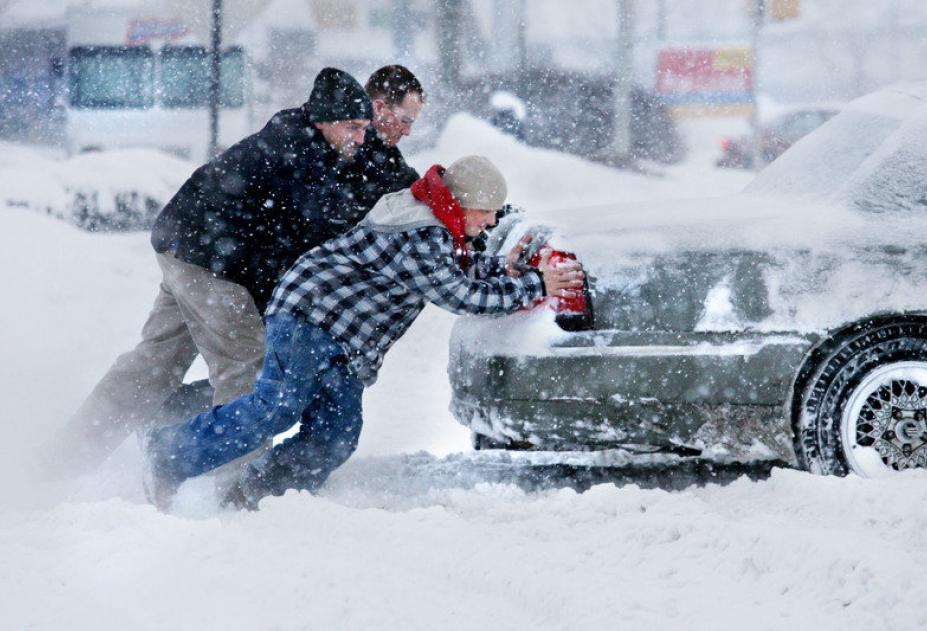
(144, 155, 584, 511)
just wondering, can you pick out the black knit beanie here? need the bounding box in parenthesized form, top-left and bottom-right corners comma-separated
(304, 67, 372, 123)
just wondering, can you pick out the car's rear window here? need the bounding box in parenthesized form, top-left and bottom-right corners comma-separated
(842, 113, 927, 213)
(745, 110, 900, 199)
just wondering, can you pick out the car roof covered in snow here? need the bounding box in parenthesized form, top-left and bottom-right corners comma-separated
(520, 82, 927, 270)
(746, 82, 927, 205)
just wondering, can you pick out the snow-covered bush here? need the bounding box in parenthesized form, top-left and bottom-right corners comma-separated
(1, 143, 194, 232)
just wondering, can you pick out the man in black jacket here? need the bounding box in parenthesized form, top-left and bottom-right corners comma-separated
(52, 67, 420, 475)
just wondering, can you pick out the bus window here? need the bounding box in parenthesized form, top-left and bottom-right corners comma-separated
(68, 46, 154, 109)
(160, 46, 207, 108)
(220, 48, 245, 108)
(160, 46, 245, 109)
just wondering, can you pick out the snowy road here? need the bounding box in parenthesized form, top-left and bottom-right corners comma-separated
(4, 119, 926, 630)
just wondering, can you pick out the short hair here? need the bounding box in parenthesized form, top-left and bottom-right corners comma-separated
(365, 65, 425, 107)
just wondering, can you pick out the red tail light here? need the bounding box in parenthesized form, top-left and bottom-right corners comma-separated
(548, 251, 587, 315)
(524, 248, 594, 331)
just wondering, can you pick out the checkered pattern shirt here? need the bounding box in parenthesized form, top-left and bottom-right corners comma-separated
(266, 225, 545, 385)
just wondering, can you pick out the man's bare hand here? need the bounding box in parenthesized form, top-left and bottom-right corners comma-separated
(504, 234, 534, 276)
(538, 252, 585, 297)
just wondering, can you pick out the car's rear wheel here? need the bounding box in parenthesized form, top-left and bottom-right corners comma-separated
(797, 322, 927, 476)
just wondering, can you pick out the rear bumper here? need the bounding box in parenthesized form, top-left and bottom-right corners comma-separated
(451, 396, 796, 464)
(449, 330, 814, 463)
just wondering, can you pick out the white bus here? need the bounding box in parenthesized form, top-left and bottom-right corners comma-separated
(66, 8, 255, 162)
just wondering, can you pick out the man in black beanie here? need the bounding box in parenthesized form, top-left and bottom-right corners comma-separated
(49, 68, 393, 475)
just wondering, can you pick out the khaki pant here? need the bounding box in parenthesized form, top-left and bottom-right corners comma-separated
(49, 252, 265, 475)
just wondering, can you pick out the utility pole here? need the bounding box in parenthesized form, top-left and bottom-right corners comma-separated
(436, 0, 463, 92)
(656, 0, 667, 43)
(491, 0, 525, 73)
(392, 0, 414, 65)
(889, 0, 901, 82)
(749, 0, 765, 170)
(208, 0, 222, 160)
(611, 0, 635, 164)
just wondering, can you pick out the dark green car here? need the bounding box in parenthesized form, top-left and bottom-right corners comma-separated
(450, 83, 927, 478)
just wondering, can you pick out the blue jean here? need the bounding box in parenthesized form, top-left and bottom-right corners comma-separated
(148, 312, 364, 501)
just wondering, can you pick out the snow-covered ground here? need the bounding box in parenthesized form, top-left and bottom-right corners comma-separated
(4, 117, 926, 630)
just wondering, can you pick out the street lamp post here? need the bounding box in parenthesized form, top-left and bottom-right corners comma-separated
(208, 0, 222, 160)
(611, 0, 635, 164)
(750, 0, 765, 170)
(392, 0, 413, 64)
(437, 0, 463, 92)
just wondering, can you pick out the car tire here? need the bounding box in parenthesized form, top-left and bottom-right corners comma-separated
(796, 321, 927, 476)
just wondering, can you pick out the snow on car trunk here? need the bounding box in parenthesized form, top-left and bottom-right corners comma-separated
(460, 83, 927, 341)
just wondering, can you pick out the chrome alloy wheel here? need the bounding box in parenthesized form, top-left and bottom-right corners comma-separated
(842, 362, 927, 476)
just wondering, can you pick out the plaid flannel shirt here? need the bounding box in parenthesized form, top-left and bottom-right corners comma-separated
(266, 224, 545, 385)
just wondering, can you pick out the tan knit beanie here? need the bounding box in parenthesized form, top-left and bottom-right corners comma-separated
(443, 155, 508, 210)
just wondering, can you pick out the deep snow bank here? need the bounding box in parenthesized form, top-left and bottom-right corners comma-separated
(1, 142, 194, 230)
(409, 113, 750, 211)
(5, 467, 927, 630)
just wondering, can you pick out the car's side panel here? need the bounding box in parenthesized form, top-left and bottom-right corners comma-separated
(452, 332, 813, 404)
(450, 331, 812, 460)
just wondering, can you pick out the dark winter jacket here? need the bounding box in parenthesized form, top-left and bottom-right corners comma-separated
(345, 125, 419, 210)
(150, 106, 380, 311)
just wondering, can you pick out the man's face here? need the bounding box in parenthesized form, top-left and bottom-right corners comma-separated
(372, 93, 423, 147)
(314, 119, 370, 160)
(462, 208, 497, 237)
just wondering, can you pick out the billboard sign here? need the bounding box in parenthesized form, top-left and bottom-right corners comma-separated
(656, 47, 753, 114)
(126, 17, 189, 46)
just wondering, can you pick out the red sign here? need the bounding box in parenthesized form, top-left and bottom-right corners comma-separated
(126, 18, 189, 46)
(656, 48, 753, 106)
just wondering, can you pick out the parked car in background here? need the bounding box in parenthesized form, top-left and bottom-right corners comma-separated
(716, 107, 839, 169)
(459, 69, 686, 165)
(450, 82, 927, 479)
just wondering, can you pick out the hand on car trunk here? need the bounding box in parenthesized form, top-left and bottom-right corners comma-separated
(538, 251, 584, 297)
(504, 234, 533, 276)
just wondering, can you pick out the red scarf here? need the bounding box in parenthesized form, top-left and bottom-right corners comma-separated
(410, 164, 469, 265)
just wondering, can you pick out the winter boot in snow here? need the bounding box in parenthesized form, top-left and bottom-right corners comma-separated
(219, 482, 259, 512)
(139, 430, 183, 512)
